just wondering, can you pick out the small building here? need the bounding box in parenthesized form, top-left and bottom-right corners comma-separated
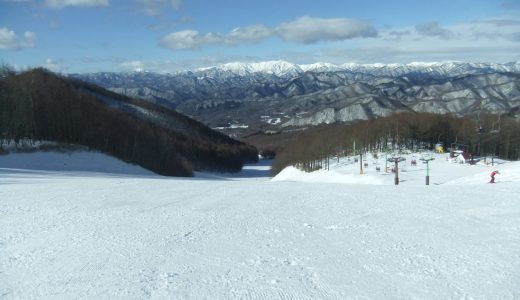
(452, 150, 472, 164)
(435, 143, 444, 153)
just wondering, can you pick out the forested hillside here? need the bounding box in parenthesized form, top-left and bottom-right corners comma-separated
(0, 67, 258, 176)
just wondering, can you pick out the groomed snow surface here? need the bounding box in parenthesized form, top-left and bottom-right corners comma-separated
(1, 151, 519, 299)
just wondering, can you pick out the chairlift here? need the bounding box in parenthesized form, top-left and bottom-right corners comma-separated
(490, 115, 501, 134)
(401, 162, 407, 172)
(475, 110, 484, 133)
(450, 142, 467, 152)
(387, 157, 406, 162)
(420, 153, 433, 160)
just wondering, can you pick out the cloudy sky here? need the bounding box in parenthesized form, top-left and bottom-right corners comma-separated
(1, 0, 519, 73)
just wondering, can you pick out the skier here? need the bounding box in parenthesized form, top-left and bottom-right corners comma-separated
(490, 170, 499, 183)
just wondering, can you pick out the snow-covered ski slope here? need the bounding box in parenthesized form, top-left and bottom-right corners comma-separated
(1, 151, 519, 299)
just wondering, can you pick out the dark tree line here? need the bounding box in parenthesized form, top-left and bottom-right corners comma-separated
(272, 112, 520, 174)
(0, 67, 258, 176)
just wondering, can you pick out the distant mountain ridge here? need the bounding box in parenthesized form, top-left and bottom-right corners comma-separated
(72, 61, 520, 133)
(188, 60, 520, 78)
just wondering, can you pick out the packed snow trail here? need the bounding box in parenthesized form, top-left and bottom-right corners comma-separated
(1, 170, 520, 299)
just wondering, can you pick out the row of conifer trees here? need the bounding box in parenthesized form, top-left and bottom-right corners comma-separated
(272, 112, 520, 174)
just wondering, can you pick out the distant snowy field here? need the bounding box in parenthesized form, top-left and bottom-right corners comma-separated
(1, 151, 519, 299)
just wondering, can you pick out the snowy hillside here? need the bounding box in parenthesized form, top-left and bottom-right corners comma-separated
(273, 152, 516, 186)
(1, 151, 519, 299)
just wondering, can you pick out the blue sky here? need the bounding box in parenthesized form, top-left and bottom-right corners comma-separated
(1, 0, 519, 73)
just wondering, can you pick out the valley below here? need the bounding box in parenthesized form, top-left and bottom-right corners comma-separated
(75, 61, 520, 137)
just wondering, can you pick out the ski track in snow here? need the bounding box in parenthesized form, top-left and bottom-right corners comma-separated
(1, 152, 520, 299)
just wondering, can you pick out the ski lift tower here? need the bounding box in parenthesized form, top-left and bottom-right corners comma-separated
(420, 155, 435, 185)
(490, 115, 501, 166)
(353, 140, 363, 174)
(477, 125, 484, 156)
(475, 110, 484, 156)
(387, 155, 405, 185)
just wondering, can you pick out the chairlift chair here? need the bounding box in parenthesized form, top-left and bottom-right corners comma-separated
(490, 115, 501, 134)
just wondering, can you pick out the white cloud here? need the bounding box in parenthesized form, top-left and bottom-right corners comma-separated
(228, 25, 273, 44)
(386, 30, 412, 40)
(257, 16, 520, 65)
(109, 55, 263, 73)
(137, 0, 182, 16)
(415, 22, 453, 39)
(312, 17, 520, 63)
(44, 0, 109, 9)
(160, 30, 224, 50)
(120, 60, 145, 71)
(45, 58, 60, 71)
(0, 27, 36, 50)
(159, 26, 273, 50)
(276, 16, 377, 44)
(160, 16, 377, 50)
(465, 17, 520, 42)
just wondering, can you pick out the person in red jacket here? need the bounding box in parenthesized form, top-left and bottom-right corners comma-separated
(490, 170, 499, 183)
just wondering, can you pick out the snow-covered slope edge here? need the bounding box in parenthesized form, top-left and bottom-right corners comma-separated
(444, 161, 520, 185)
(272, 166, 386, 185)
(0, 151, 156, 176)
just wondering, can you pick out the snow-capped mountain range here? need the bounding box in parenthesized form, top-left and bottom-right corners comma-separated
(188, 60, 520, 78)
(73, 61, 520, 132)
